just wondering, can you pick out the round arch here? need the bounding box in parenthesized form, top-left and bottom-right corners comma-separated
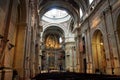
(39, 1, 79, 25)
(42, 23, 66, 34)
(43, 25, 64, 36)
(42, 26, 64, 40)
(41, 26, 65, 70)
(92, 29, 106, 74)
(42, 26, 65, 48)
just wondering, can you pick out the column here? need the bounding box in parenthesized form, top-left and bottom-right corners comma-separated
(75, 35, 81, 72)
(24, 25, 31, 79)
(87, 20, 93, 73)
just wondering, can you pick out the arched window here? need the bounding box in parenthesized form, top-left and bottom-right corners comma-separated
(80, 8, 83, 18)
(89, 0, 93, 4)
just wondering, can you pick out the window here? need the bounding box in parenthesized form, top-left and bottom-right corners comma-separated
(59, 37, 62, 43)
(89, 0, 93, 4)
(44, 8, 68, 19)
(80, 8, 83, 18)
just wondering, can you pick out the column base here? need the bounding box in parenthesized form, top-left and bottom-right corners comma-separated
(113, 67, 120, 75)
(0, 67, 13, 80)
(106, 67, 120, 75)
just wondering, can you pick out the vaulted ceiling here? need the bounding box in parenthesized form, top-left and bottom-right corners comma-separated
(39, 0, 88, 12)
(38, 0, 89, 44)
(43, 26, 64, 40)
(38, 0, 89, 23)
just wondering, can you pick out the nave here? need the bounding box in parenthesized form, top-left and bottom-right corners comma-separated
(0, 0, 120, 80)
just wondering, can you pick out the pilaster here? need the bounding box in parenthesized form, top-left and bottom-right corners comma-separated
(14, 22, 27, 80)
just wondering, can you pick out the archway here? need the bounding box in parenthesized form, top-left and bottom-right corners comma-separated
(41, 26, 65, 72)
(92, 30, 106, 74)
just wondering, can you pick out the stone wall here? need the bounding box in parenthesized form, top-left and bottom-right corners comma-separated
(0, 0, 28, 80)
(77, 0, 120, 75)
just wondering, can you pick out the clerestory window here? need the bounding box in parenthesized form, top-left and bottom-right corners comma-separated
(89, 0, 93, 4)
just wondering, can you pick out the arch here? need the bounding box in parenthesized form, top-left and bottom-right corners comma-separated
(42, 26, 64, 39)
(42, 26, 65, 48)
(92, 29, 106, 74)
(42, 23, 66, 36)
(41, 26, 65, 70)
(39, 1, 79, 25)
